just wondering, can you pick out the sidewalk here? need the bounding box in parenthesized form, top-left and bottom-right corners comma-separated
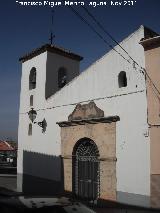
(0, 176, 160, 213)
(0, 175, 17, 193)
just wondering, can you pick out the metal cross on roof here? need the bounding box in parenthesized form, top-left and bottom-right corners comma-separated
(49, 32, 55, 45)
(49, 10, 55, 45)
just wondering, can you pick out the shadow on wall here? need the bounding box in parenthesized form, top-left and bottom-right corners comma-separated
(23, 151, 64, 196)
(23, 174, 64, 196)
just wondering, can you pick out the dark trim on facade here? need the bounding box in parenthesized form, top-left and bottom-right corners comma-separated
(144, 26, 159, 40)
(140, 36, 160, 51)
(57, 116, 120, 127)
(19, 44, 83, 62)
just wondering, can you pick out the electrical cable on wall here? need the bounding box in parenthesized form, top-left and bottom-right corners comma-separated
(20, 90, 145, 115)
(21, 5, 160, 119)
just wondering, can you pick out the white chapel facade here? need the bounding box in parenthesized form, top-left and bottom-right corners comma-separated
(17, 25, 160, 208)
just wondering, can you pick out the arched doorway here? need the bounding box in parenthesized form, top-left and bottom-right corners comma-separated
(72, 138, 100, 202)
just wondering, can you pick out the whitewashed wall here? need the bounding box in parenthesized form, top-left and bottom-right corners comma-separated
(18, 52, 47, 176)
(18, 26, 150, 197)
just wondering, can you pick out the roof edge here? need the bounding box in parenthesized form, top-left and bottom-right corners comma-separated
(139, 36, 160, 50)
(19, 43, 83, 63)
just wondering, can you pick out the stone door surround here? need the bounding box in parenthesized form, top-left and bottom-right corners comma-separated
(57, 101, 120, 201)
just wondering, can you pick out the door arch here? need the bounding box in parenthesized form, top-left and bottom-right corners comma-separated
(72, 138, 100, 201)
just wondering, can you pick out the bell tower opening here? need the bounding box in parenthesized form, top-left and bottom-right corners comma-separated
(45, 44, 83, 99)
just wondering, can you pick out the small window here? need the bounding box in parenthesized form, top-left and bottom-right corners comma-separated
(28, 123, 32, 136)
(29, 67, 36, 90)
(58, 67, 67, 88)
(118, 71, 127, 88)
(30, 95, 33, 107)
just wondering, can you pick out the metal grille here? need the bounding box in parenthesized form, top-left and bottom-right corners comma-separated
(73, 139, 100, 203)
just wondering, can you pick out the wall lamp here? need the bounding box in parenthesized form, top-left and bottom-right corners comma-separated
(34, 119, 47, 133)
(28, 108, 47, 133)
(28, 108, 37, 122)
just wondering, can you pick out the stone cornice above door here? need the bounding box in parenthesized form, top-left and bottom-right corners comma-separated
(57, 101, 120, 127)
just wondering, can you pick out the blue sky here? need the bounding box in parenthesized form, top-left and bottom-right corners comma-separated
(0, 0, 160, 141)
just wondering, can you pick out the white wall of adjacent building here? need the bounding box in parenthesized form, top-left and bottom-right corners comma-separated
(18, 26, 150, 196)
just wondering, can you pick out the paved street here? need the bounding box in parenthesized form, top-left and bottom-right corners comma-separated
(92, 208, 158, 213)
(0, 164, 17, 192)
(0, 175, 17, 192)
(0, 175, 159, 213)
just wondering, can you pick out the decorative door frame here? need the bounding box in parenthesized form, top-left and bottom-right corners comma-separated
(57, 101, 120, 201)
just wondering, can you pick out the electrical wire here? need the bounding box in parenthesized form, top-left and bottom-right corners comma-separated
(20, 90, 145, 115)
(144, 69, 160, 98)
(81, 5, 138, 65)
(67, 5, 160, 101)
(68, 5, 131, 64)
(21, 5, 160, 120)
